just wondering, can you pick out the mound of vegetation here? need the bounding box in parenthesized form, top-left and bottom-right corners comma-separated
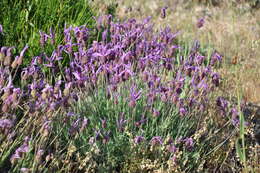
(0, 1, 258, 172)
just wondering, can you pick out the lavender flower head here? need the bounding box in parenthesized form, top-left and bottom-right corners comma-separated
(10, 136, 30, 164)
(210, 51, 222, 65)
(0, 24, 3, 33)
(134, 136, 145, 144)
(216, 97, 228, 116)
(150, 136, 163, 146)
(184, 137, 194, 150)
(116, 114, 127, 132)
(161, 7, 168, 19)
(167, 144, 177, 153)
(129, 84, 142, 107)
(197, 18, 205, 28)
(231, 107, 239, 126)
(0, 119, 13, 129)
(179, 107, 187, 116)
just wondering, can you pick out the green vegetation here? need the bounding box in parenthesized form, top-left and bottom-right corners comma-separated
(0, 0, 96, 61)
(0, 0, 259, 172)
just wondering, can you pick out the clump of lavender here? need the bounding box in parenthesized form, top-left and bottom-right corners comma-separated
(0, 14, 240, 172)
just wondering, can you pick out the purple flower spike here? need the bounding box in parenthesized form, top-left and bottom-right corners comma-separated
(231, 107, 239, 126)
(0, 119, 13, 129)
(212, 72, 220, 87)
(197, 18, 205, 28)
(102, 29, 108, 42)
(10, 136, 30, 164)
(210, 52, 222, 65)
(81, 118, 89, 130)
(129, 84, 142, 107)
(10, 153, 21, 164)
(134, 136, 145, 144)
(150, 136, 163, 146)
(216, 97, 228, 116)
(36, 149, 44, 162)
(49, 27, 55, 45)
(116, 114, 127, 132)
(184, 137, 194, 149)
(0, 24, 3, 33)
(179, 107, 187, 116)
(39, 31, 48, 47)
(161, 7, 168, 19)
(16, 45, 29, 65)
(167, 144, 177, 153)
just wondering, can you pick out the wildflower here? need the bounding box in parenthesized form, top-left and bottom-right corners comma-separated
(188, 98, 196, 107)
(0, 119, 13, 129)
(39, 31, 48, 47)
(147, 91, 157, 104)
(42, 120, 51, 137)
(16, 45, 29, 66)
(129, 84, 142, 107)
(4, 47, 14, 66)
(0, 24, 3, 33)
(0, 46, 7, 61)
(35, 149, 44, 162)
(211, 72, 220, 87)
(210, 51, 222, 65)
(80, 117, 89, 132)
(161, 93, 168, 102)
(194, 54, 205, 65)
(134, 136, 145, 144)
(10, 137, 30, 164)
(150, 136, 163, 145)
(231, 107, 239, 126)
(161, 7, 168, 19)
(216, 96, 228, 116)
(184, 137, 194, 149)
(165, 137, 174, 145)
(69, 118, 81, 136)
(63, 82, 73, 96)
(103, 131, 111, 144)
(94, 129, 101, 141)
(167, 144, 177, 153)
(197, 18, 205, 28)
(116, 114, 127, 132)
(179, 107, 187, 116)
(175, 87, 182, 95)
(172, 94, 179, 104)
(49, 27, 55, 45)
(102, 29, 108, 42)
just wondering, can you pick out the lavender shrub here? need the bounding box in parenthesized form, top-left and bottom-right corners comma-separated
(0, 16, 244, 172)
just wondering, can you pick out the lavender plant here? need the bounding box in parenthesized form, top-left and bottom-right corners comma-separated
(0, 15, 251, 172)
